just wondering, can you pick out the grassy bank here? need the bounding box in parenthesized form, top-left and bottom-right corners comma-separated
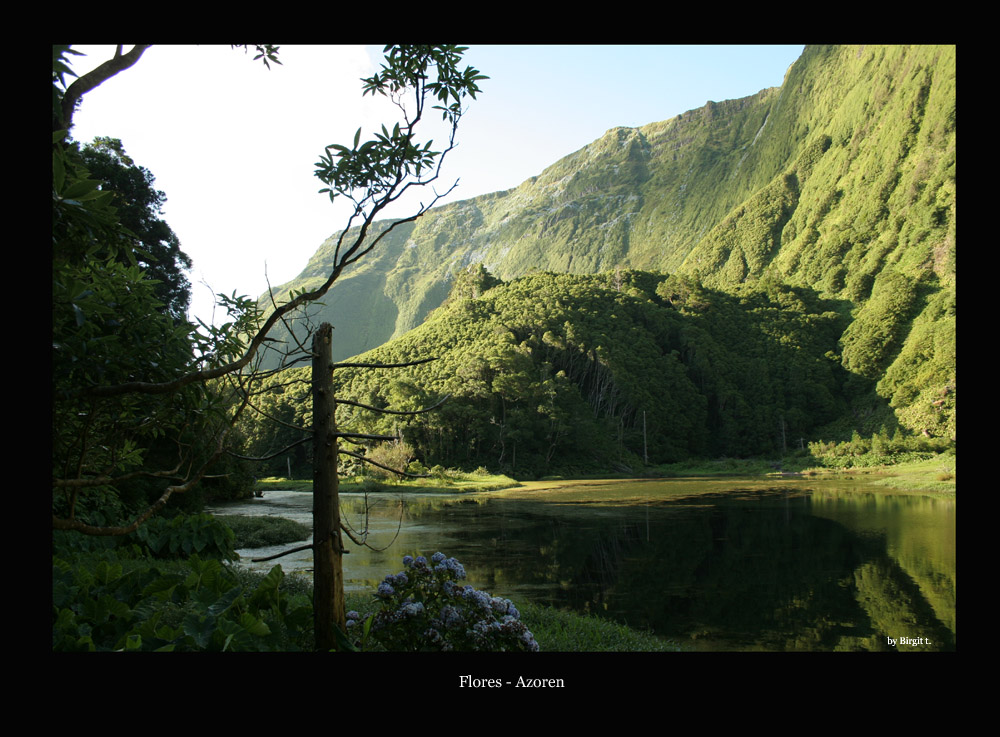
(517, 601, 682, 652)
(256, 470, 521, 495)
(797, 454, 956, 494)
(644, 450, 956, 494)
(256, 448, 956, 499)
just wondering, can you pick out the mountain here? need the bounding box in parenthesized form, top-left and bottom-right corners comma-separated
(242, 269, 850, 475)
(259, 44, 955, 440)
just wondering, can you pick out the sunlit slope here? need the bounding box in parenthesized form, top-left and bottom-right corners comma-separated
(679, 45, 955, 438)
(260, 45, 955, 439)
(258, 73, 793, 363)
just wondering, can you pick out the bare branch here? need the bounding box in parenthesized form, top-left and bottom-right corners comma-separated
(334, 432, 397, 441)
(264, 267, 316, 361)
(240, 392, 310, 434)
(335, 394, 450, 416)
(227, 434, 311, 461)
(340, 492, 404, 552)
(251, 542, 315, 563)
(337, 449, 429, 478)
(332, 357, 437, 370)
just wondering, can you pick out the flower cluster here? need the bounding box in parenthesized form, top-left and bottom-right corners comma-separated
(347, 552, 539, 652)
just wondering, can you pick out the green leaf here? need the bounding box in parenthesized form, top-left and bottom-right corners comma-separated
(207, 585, 244, 618)
(239, 612, 272, 637)
(331, 623, 358, 652)
(182, 613, 216, 649)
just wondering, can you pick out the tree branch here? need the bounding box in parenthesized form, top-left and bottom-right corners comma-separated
(335, 394, 450, 416)
(332, 357, 437, 370)
(59, 45, 152, 131)
(227, 434, 312, 461)
(337, 449, 428, 478)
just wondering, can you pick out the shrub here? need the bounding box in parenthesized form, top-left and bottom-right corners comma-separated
(357, 478, 387, 494)
(215, 515, 310, 549)
(366, 440, 415, 479)
(349, 553, 539, 652)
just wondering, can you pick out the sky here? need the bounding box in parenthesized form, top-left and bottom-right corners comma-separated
(66, 44, 805, 327)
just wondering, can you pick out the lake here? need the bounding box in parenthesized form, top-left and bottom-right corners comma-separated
(206, 476, 955, 652)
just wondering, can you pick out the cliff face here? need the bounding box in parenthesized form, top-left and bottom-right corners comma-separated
(261, 45, 955, 439)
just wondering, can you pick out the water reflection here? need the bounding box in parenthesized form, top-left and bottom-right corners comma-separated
(207, 479, 955, 652)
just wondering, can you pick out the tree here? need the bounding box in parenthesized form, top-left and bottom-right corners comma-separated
(78, 136, 193, 322)
(52, 44, 485, 650)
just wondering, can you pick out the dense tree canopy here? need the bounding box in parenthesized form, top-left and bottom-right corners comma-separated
(236, 268, 850, 478)
(78, 136, 193, 322)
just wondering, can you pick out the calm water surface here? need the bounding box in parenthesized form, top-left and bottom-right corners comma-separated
(207, 476, 955, 652)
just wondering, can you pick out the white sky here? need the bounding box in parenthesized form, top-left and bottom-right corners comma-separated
(65, 44, 804, 326)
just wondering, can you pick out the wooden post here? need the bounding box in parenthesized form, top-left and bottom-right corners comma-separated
(643, 410, 648, 464)
(312, 323, 346, 650)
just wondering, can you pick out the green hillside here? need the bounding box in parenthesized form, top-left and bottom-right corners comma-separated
(258, 44, 955, 442)
(241, 269, 846, 476)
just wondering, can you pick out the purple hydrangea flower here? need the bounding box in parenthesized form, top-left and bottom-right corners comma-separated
(399, 601, 425, 617)
(361, 553, 540, 652)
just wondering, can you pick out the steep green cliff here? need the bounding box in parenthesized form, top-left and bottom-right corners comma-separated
(260, 44, 955, 439)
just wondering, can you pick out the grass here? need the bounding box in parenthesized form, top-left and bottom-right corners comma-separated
(645, 450, 956, 495)
(518, 601, 683, 652)
(798, 454, 957, 494)
(256, 470, 521, 495)
(259, 450, 958, 497)
(647, 457, 788, 477)
(339, 591, 680, 652)
(256, 477, 313, 492)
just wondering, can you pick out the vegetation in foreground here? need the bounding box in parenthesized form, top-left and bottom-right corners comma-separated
(53, 536, 668, 652)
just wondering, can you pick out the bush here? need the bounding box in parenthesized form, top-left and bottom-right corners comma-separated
(348, 553, 539, 652)
(366, 440, 415, 479)
(215, 515, 310, 549)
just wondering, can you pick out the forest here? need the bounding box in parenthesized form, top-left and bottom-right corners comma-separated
(238, 261, 950, 480)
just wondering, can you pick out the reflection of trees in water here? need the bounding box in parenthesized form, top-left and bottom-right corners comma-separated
(572, 522, 645, 613)
(485, 490, 954, 651)
(844, 558, 954, 651)
(355, 488, 955, 651)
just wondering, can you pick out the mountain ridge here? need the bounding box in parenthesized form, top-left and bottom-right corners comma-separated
(257, 44, 955, 440)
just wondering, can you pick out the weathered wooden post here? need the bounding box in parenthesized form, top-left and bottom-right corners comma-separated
(312, 323, 346, 650)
